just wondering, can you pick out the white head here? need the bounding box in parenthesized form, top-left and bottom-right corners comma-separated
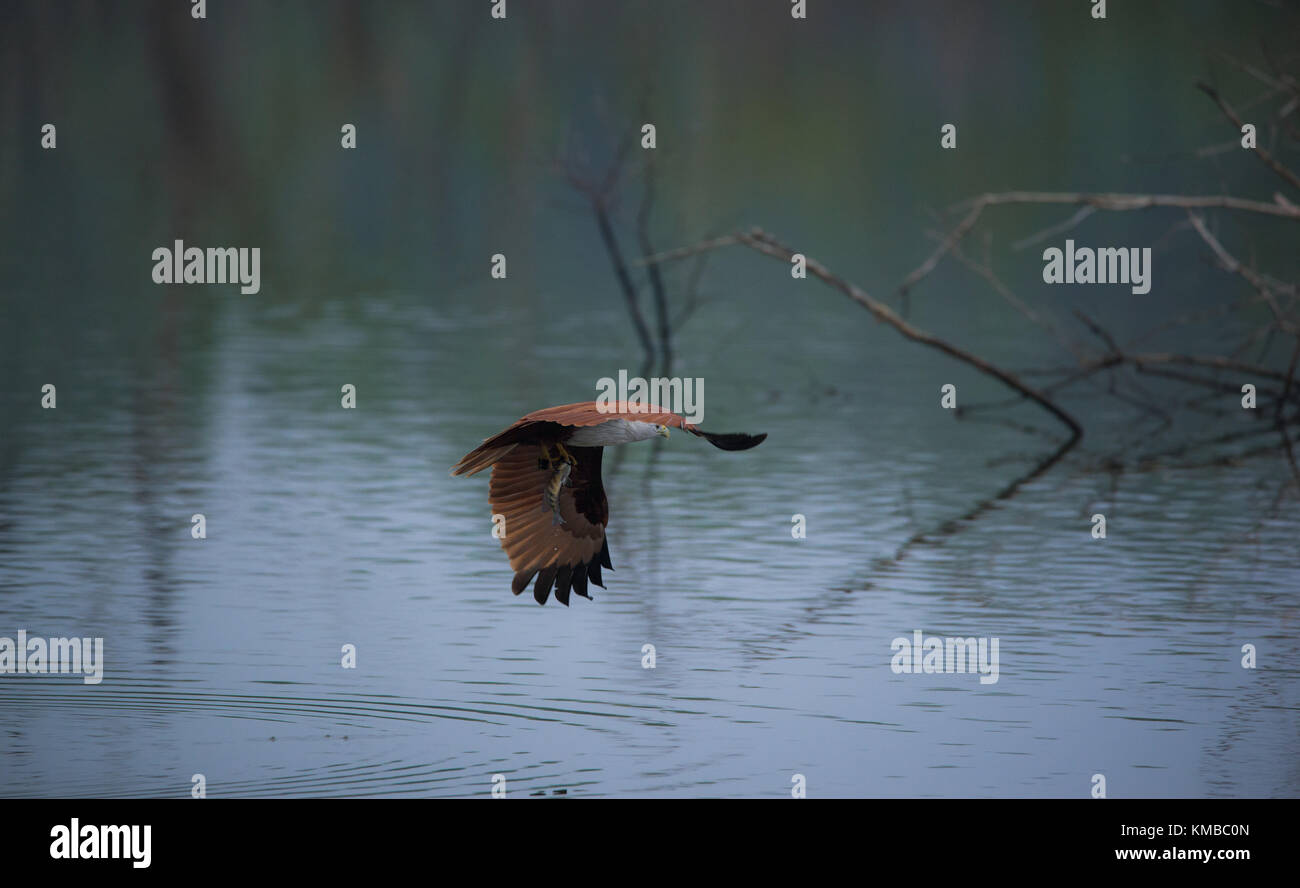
(568, 419, 671, 447)
(627, 420, 670, 442)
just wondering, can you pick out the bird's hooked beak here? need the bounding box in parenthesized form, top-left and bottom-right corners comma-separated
(658, 425, 671, 439)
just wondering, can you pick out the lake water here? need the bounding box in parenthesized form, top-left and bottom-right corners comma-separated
(1, 0, 1296, 798)
(1, 283, 1296, 798)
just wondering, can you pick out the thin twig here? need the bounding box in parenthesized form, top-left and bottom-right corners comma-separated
(1197, 81, 1300, 193)
(595, 201, 656, 361)
(1186, 211, 1297, 333)
(896, 189, 1300, 298)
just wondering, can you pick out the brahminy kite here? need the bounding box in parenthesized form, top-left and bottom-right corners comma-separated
(451, 401, 765, 605)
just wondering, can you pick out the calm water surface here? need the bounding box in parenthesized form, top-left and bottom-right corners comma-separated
(1, 287, 1296, 798)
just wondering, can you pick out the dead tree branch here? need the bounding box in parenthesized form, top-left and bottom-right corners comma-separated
(643, 227, 1085, 443)
(1197, 81, 1300, 194)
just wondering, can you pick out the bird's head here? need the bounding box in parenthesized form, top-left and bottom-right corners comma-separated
(654, 424, 670, 439)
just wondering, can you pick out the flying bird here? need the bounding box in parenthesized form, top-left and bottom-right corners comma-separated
(451, 401, 766, 606)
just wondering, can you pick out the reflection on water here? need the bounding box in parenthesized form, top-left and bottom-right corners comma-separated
(1, 294, 1296, 798)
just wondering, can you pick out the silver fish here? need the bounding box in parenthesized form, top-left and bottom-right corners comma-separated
(542, 462, 572, 525)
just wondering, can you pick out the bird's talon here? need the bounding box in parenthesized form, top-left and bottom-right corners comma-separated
(537, 443, 560, 472)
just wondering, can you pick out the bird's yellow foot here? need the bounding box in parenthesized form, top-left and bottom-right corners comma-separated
(555, 443, 578, 466)
(537, 443, 555, 471)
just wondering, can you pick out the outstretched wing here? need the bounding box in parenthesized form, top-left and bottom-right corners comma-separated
(450, 420, 566, 477)
(519, 402, 768, 451)
(489, 444, 612, 605)
(518, 401, 690, 428)
(451, 401, 765, 477)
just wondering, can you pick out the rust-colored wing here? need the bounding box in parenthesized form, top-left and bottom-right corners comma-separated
(518, 401, 694, 429)
(522, 401, 766, 450)
(489, 444, 611, 605)
(450, 403, 765, 477)
(451, 420, 563, 477)
(451, 402, 685, 477)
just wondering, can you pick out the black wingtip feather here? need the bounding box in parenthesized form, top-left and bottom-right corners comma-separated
(553, 566, 573, 606)
(512, 571, 536, 596)
(533, 567, 557, 605)
(693, 429, 767, 451)
(599, 539, 613, 570)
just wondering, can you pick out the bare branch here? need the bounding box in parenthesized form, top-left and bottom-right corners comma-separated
(1010, 205, 1097, 251)
(950, 190, 1300, 218)
(649, 227, 1085, 442)
(897, 189, 1300, 299)
(636, 160, 672, 372)
(1197, 81, 1300, 193)
(595, 201, 656, 361)
(1185, 211, 1298, 334)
